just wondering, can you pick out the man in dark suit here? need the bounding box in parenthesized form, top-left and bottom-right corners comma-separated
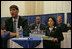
(30, 16, 46, 33)
(57, 15, 70, 32)
(1, 5, 30, 48)
(4, 5, 30, 37)
(5, 16, 30, 37)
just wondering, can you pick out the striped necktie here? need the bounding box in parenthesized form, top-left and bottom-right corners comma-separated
(13, 19, 16, 33)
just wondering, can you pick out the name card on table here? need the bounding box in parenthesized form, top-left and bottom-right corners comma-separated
(11, 38, 29, 40)
(29, 33, 54, 41)
(42, 36, 54, 40)
(29, 33, 45, 37)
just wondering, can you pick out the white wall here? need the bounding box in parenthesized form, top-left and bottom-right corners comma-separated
(43, 1, 71, 14)
(1, 1, 71, 24)
(1, 1, 25, 17)
(43, 1, 71, 24)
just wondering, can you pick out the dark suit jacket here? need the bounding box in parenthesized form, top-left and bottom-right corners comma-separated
(57, 22, 69, 32)
(45, 26, 64, 42)
(30, 23, 46, 30)
(43, 26, 64, 48)
(1, 16, 30, 48)
(5, 16, 30, 37)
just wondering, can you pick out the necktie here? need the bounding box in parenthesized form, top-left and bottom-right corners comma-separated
(36, 24, 39, 30)
(37, 25, 38, 29)
(13, 19, 16, 33)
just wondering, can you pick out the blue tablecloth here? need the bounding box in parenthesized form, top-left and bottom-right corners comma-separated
(28, 37, 41, 48)
(10, 37, 42, 48)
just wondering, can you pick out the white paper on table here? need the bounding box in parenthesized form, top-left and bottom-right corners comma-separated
(42, 36, 54, 40)
(11, 38, 28, 40)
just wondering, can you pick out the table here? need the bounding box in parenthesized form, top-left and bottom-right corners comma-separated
(8, 37, 43, 48)
(61, 32, 71, 48)
(7, 32, 71, 48)
(30, 32, 71, 48)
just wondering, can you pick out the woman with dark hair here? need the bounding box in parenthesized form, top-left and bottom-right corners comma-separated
(43, 17, 64, 48)
(48, 17, 57, 26)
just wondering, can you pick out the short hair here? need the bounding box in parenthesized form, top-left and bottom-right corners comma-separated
(9, 5, 19, 10)
(36, 16, 40, 19)
(48, 17, 57, 26)
(57, 15, 62, 18)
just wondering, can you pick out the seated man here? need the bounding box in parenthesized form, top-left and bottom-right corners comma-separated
(30, 16, 46, 33)
(4, 5, 30, 37)
(1, 5, 30, 48)
(57, 15, 70, 32)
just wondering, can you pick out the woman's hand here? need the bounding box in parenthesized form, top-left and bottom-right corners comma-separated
(52, 38, 58, 42)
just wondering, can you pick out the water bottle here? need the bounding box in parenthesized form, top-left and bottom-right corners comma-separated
(19, 26, 23, 38)
(16, 28, 19, 38)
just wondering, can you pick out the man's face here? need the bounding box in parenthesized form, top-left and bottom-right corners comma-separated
(36, 18, 40, 24)
(10, 8, 19, 18)
(57, 16, 62, 22)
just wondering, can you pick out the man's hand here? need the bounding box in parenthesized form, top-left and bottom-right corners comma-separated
(67, 23, 71, 27)
(33, 29, 35, 32)
(10, 32, 16, 37)
(1, 30, 6, 35)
